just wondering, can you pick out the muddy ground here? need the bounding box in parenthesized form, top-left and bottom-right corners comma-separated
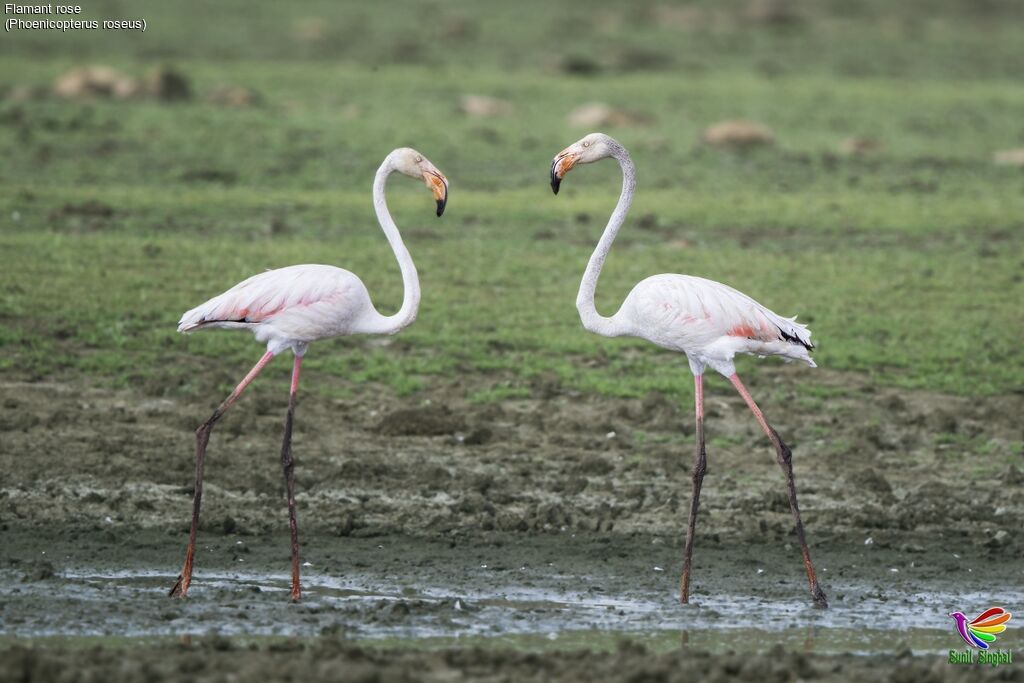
(4, 637, 1022, 683)
(1, 370, 1022, 680)
(2, 368, 1022, 546)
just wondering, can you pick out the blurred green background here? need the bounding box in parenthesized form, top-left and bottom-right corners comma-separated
(2, 0, 1023, 401)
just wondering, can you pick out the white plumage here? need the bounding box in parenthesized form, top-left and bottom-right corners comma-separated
(620, 273, 815, 376)
(178, 264, 375, 355)
(178, 147, 448, 356)
(551, 133, 815, 377)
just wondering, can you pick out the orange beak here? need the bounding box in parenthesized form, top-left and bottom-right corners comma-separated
(550, 151, 578, 195)
(425, 170, 448, 217)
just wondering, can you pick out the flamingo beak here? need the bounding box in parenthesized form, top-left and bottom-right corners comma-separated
(550, 152, 578, 195)
(425, 170, 448, 217)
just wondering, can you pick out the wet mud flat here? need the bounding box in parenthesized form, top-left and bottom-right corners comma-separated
(2, 530, 1022, 682)
(1, 373, 1022, 680)
(4, 529, 1019, 638)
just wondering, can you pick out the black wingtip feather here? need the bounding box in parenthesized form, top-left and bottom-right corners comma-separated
(778, 326, 814, 351)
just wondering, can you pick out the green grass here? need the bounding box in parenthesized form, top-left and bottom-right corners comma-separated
(1, 0, 1023, 402)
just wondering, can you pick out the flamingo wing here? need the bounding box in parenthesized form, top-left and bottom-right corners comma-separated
(629, 274, 814, 367)
(178, 264, 355, 332)
(692, 276, 813, 350)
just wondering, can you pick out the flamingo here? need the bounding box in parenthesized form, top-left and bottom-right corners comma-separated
(168, 148, 448, 602)
(550, 133, 828, 608)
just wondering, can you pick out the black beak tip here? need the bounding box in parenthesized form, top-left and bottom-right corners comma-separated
(436, 197, 446, 217)
(550, 158, 563, 195)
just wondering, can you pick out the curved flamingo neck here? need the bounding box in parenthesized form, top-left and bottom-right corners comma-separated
(368, 155, 420, 334)
(576, 145, 636, 337)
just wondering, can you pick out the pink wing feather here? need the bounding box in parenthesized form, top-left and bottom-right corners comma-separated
(178, 265, 355, 332)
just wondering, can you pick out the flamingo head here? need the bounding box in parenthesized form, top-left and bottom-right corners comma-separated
(550, 132, 619, 194)
(391, 147, 449, 217)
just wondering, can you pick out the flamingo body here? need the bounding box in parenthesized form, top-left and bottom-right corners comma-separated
(178, 264, 386, 355)
(616, 274, 814, 376)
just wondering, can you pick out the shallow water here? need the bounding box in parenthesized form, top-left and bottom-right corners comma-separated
(3, 565, 1016, 656)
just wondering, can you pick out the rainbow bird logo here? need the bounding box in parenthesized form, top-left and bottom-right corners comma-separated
(949, 607, 1012, 650)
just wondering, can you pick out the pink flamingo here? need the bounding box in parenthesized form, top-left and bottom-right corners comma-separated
(551, 133, 827, 608)
(168, 148, 448, 601)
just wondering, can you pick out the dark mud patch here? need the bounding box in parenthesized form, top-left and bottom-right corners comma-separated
(47, 200, 115, 220)
(46, 200, 117, 232)
(179, 168, 239, 184)
(376, 404, 467, 437)
(4, 637, 1017, 683)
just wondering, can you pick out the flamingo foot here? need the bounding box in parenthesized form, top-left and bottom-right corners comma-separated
(810, 582, 829, 609)
(168, 546, 194, 598)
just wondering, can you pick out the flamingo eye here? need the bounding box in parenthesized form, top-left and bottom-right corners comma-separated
(415, 155, 423, 163)
(582, 141, 590, 148)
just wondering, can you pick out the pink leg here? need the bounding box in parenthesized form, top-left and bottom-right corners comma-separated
(290, 355, 302, 396)
(170, 350, 275, 598)
(729, 373, 828, 608)
(280, 355, 303, 601)
(680, 374, 706, 604)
